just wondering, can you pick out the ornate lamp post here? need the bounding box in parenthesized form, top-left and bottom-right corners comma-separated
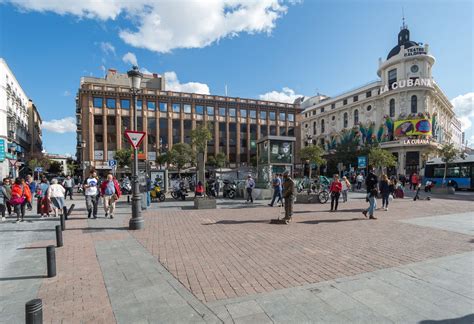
(127, 66, 144, 230)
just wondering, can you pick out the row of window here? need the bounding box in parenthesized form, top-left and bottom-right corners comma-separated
(92, 97, 294, 121)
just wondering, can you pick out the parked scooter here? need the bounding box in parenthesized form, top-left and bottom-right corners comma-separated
(206, 178, 217, 198)
(222, 179, 236, 199)
(171, 180, 188, 201)
(150, 181, 166, 202)
(121, 179, 132, 195)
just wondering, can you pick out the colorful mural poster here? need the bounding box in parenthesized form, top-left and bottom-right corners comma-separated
(394, 119, 432, 137)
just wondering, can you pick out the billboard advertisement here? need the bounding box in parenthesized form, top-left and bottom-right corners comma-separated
(394, 119, 432, 138)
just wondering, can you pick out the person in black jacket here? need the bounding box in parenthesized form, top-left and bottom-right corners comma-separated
(379, 174, 390, 211)
(365, 166, 378, 193)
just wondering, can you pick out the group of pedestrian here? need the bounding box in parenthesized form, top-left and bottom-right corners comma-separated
(1, 177, 33, 222)
(84, 170, 122, 219)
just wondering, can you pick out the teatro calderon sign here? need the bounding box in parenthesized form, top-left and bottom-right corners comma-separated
(380, 78, 433, 94)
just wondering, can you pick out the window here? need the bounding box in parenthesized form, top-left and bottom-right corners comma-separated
(389, 99, 395, 117)
(353, 95, 358, 102)
(411, 95, 417, 113)
(354, 109, 359, 125)
(159, 102, 167, 112)
(147, 101, 156, 111)
(313, 121, 317, 135)
(321, 119, 325, 133)
(366, 91, 372, 98)
(331, 115, 335, 121)
(288, 114, 294, 122)
(93, 97, 103, 108)
(321, 107, 325, 113)
(121, 99, 130, 109)
(107, 116, 115, 126)
(106, 98, 116, 109)
(343, 99, 347, 105)
(228, 108, 236, 117)
(312, 110, 316, 115)
(367, 105, 372, 112)
(172, 103, 180, 113)
(94, 115, 102, 125)
(183, 104, 191, 113)
(219, 107, 226, 116)
(343, 112, 348, 128)
(207, 106, 214, 115)
(279, 112, 285, 121)
(95, 134, 103, 142)
(388, 69, 397, 89)
(137, 100, 142, 110)
(240, 109, 247, 118)
(269, 111, 276, 120)
(331, 103, 335, 109)
(260, 111, 267, 119)
(195, 105, 204, 115)
(250, 110, 257, 118)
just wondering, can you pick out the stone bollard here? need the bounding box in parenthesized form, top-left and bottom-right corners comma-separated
(55, 225, 63, 247)
(25, 299, 43, 324)
(46, 246, 56, 278)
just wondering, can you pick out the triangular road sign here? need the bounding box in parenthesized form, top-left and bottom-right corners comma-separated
(124, 130, 146, 149)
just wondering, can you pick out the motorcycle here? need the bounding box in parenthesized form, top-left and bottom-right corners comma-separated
(121, 180, 132, 195)
(150, 182, 166, 202)
(206, 179, 217, 198)
(222, 179, 236, 199)
(171, 181, 188, 201)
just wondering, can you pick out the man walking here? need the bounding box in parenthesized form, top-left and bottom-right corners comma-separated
(100, 174, 121, 218)
(62, 175, 75, 200)
(282, 171, 295, 224)
(362, 166, 378, 219)
(356, 173, 364, 190)
(84, 170, 99, 219)
(245, 175, 255, 203)
(268, 173, 282, 207)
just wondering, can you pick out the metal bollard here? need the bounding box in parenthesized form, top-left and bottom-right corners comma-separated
(55, 225, 63, 247)
(46, 246, 56, 278)
(66, 204, 75, 219)
(25, 299, 43, 324)
(60, 213, 65, 231)
(62, 206, 68, 220)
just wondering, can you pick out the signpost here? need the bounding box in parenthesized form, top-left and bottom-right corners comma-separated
(358, 156, 367, 169)
(108, 160, 117, 176)
(124, 131, 146, 149)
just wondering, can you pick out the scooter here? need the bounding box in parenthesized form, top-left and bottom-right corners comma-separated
(150, 182, 166, 202)
(222, 180, 236, 199)
(121, 180, 132, 195)
(171, 182, 188, 201)
(206, 179, 217, 198)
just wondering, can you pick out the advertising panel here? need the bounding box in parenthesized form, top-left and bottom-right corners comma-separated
(394, 119, 432, 138)
(0, 139, 5, 162)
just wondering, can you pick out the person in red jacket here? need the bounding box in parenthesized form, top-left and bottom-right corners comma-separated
(329, 174, 342, 212)
(11, 178, 32, 222)
(194, 181, 204, 197)
(100, 174, 121, 218)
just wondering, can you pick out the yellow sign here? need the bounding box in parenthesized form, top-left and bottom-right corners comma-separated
(394, 119, 432, 137)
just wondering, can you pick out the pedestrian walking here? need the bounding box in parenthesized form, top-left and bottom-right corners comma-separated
(26, 175, 36, 211)
(379, 174, 390, 211)
(356, 173, 364, 190)
(411, 172, 419, 191)
(84, 170, 99, 219)
(282, 171, 295, 223)
(48, 179, 65, 217)
(362, 166, 378, 219)
(37, 177, 50, 217)
(341, 176, 351, 202)
(3, 178, 12, 217)
(329, 175, 342, 211)
(245, 175, 255, 203)
(10, 178, 32, 223)
(0, 179, 8, 221)
(62, 175, 75, 200)
(100, 173, 121, 218)
(268, 173, 282, 207)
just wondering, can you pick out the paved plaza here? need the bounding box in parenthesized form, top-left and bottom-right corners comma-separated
(1, 192, 473, 323)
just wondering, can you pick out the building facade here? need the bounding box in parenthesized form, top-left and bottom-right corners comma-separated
(300, 24, 457, 175)
(0, 58, 37, 179)
(76, 69, 301, 173)
(45, 154, 71, 176)
(28, 99, 43, 157)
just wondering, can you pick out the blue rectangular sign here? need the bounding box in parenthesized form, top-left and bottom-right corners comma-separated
(358, 156, 367, 169)
(0, 139, 5, 162)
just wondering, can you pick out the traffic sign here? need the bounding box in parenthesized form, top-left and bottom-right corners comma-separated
(34, 167, 44, 172)
(358, 156, 367, 169)
(124, 130, 146, 149)
(108, 160, 117, 167)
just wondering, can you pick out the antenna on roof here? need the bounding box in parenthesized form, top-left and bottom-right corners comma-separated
(225, 84, 228, 96)
(401, 7, 407, 29)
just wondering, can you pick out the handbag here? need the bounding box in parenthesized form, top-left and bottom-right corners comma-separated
(10, 185, 26, 205)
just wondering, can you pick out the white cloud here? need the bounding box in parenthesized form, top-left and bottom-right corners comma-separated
(99, 41, 115, 56)
(7, 0, 293, 53)
(259, 87, 303, 103)
(164, 71, 210, 94)
(42, 117, 77, 134)
(63, 90, 71, 96)
(122, 52, 138, 66)
(451, 92, 474, 131)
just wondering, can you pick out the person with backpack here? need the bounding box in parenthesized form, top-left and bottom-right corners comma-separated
(245, 174, 255, 203)
(10, 178, 32, 223)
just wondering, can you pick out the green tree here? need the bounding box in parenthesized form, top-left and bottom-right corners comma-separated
(300, 145, 326, 179)
(215, 152, 227, 172)
(168, 143, 193, 176)
(191, 123, 212, 181)
(48, 161, 63, 174)
(66, 158, 78, 176)
(115, 148, 132, 168)
(368, 147, 397, 175)
(206, 155, 217, 168)
(155, 153, 169, 169)
(437, 143, 462, 187)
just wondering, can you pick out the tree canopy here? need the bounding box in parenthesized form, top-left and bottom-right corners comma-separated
(300, 145, 326, 178)
(115, 148, 132, 168)
(368, 147, 396, 173)
(191, 123, 212, 153)
(168, 143, 193, 175)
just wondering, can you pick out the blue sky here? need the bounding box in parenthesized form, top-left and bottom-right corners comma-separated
(0, 0, 472, 155)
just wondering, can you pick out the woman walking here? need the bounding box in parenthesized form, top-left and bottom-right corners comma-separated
(37, 177, 50, 217)
(379, 174, 390, 211)
(329, 175, 342, 212)
(10, 178, 32, 223)
(48, 179, 65, 217)
(341, 176, 351, 203)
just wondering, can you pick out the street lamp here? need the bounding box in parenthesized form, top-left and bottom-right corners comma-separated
(127, 66, 144, 230)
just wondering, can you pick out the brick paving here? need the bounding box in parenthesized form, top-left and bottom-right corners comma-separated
(131, 197, 474, 303)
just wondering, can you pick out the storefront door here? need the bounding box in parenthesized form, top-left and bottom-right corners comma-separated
(405, 151, 420, 175)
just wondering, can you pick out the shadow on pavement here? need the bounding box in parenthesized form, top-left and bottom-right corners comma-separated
(0, 229, 54, 232)
(298, 218, 364, 224)
(0, 275, 47, 281)
(17, 246, 50, 250)
(203, 219, 270, 225)
(418, 313, 474, 324)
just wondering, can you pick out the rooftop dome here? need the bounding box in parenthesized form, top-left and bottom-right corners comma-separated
(387, 26, 419, 60)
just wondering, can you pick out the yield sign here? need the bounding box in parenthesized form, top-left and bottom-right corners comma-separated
(124, 130, 146, 149)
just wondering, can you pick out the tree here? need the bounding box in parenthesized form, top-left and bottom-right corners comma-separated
(156, 153, 169, 169)
(437, 143, 462, 187)
(48, 161, 63, 174)
(206, 155, 217, 168)
(115, 148, 132, 168)
(300, 145, 326, 179)
(168, 143, 193, 176)
(66, 158, 78, 176)
(368, 147, 396, 175)
(191, 123, 212, 181)
(215, 152, 227, 172)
